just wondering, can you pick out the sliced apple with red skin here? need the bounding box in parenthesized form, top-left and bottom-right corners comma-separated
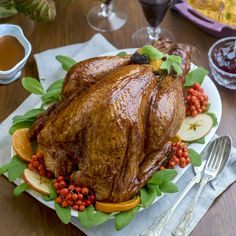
(22, 169, 50, 196)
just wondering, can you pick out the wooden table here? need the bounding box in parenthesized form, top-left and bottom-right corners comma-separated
(0, 1, 236, 235)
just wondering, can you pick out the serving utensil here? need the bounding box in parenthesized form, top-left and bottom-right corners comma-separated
(172, 136, 231, 236)
(140, 139, 212, 236)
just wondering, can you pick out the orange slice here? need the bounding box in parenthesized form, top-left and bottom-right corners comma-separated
(22, 169, 50, 196)
(95, 197, 140, 213)
(12, 128, 32, 162)
(150, 59, 163, 71)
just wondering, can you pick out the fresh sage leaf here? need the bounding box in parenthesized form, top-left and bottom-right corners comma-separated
(0, 163, 10, 175)
(188, 148, 202, 167)
(169, 55, 182, 64)
(55, 202, 71, 224)
(41, 89, 61, 104)
(159, 182, 179, 193)
(141, 45, 164, 60)
(47, 79, 64, 92)
(160, 60, 171, 74)
(56, 55, 77, 71)
(149, 169, 178, 185)
(43, 195, 52, 201)
(172, 62, 183, 76)
(205, 112, 218, 127)
(140, 184, 156, 208)
(148, 184, 162, 197)
(49, 180, 58, 200)
(7, 155, 27, 182)
(9, 121, 34, 135)
(192, 137, 205, 144)
(115, 206, 140, 231)
(12, 108, 44, 124)
(78, 205, 112, 228)
(117, 51, 128, 57)
(13, 183, 29, 197)
(22, 77, 45, 95)
(184, 67, 209, 87)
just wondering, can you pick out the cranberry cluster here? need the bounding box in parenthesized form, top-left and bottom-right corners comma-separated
(28, 152, 53, 178)
(185, 83, 208, 117)
(159, 142, 191, 170)
(54, 176, 95, 211)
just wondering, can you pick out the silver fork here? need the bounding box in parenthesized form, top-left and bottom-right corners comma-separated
(172, 136, 229, 236)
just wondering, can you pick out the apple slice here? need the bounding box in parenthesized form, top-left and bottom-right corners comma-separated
(22, 169, 50, 196)
(177, 114, 213, 142)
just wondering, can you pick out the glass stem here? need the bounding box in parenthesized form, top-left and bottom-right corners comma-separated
(100, 3, 112, 17)
(147, 26, 161, 41)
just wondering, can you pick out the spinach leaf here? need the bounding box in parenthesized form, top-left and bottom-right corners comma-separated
(56, 55, 77, 71)
(140, 184, 157, 208)
(192, 137, 205, 144)
(148, 169, 178, 185)
(117, 51, 128, 57)
(0, 163, 10, 175)
(159, 182, 179, 193)
(188, 148, 202, 167)
(115, 206, 140, 230)
(140, 45, 164, 60)
(9, 121, 34, 135)
(7, 155, 27, 182)
(12, 108, 44, 124)
(184, 67, 209, 87)
(13, 183, 29, 197)
(49, 180, 58, 200)
(205, 112, 218, 127)
(55, 202, 71, 224)
(22, 77, 45, 95)
(78, 205, 112, 228)
(46, 79, 64, 92)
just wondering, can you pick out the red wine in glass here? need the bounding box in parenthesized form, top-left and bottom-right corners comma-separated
(87, 0, 127, 32)
(133, 0, 175, 47)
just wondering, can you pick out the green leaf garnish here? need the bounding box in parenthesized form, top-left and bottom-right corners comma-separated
(0, 163, 10, 175)
(43, 196, 52, 201)
(184, 67, 209, 87)
(205, 112, 218, 127)
(159, 182, 179, 193)
(41, 89, 61, 105)
(49, 180, 58, 200)
(22, 77, 45, 95)
(13, 183, 29, 197)
(140, 45, 164, 60)
(9, 121, 34, 135)
(188, 149, 202, 167)
(192, 137, 205, 144)
(7, 155, 27, 182)
(56, 55, 77, 71)
(148, 169, 178, 185)
(140, 184, 157, 208)
(78, 205, 112, 228)
(116, 51, 128, 57)
(160, 55, 183, 76)
(12, 108, 44, 124)
(115, 206, 140, 230)
(55, 202, 71, 224)
(47, 79, 64, 92)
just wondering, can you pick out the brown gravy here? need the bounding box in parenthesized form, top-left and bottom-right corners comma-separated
(0, 35, 25, 71)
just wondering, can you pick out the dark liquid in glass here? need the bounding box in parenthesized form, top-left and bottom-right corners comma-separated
(103, 0, 112, 5)
(139, 0, 170, 28)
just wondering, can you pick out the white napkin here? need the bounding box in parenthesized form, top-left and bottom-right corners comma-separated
(0, 33, 236, 236)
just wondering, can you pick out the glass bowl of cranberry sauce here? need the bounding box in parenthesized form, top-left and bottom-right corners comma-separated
(208, 37, 236, 90)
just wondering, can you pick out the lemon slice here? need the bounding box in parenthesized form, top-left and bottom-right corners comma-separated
(177, 114, 213, 142)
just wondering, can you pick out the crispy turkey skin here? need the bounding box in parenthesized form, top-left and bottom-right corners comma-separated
(30, 39, 190, 202)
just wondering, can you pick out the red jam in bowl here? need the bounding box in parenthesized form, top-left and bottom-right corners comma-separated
(212, 40, 236, 74)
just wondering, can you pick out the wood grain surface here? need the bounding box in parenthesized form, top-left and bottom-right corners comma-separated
(0, 0, 236, 235)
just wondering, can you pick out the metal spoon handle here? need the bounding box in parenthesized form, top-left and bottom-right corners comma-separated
(172, 176, 208, 236)
(140, 174, 201, 236)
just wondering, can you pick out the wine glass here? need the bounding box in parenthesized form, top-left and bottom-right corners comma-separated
(132, 0, 175, 47)
(87, 0, 127, 32)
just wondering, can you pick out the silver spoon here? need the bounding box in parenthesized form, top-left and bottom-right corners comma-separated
(140, 139, 215, 236)
(172, 136, 232, 236)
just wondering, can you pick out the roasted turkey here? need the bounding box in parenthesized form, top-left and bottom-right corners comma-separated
(29, 39, 191, 203)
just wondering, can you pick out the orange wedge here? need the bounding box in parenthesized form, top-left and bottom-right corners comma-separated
(95, 197, 140, 213)
(12, 128, 32, 162)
